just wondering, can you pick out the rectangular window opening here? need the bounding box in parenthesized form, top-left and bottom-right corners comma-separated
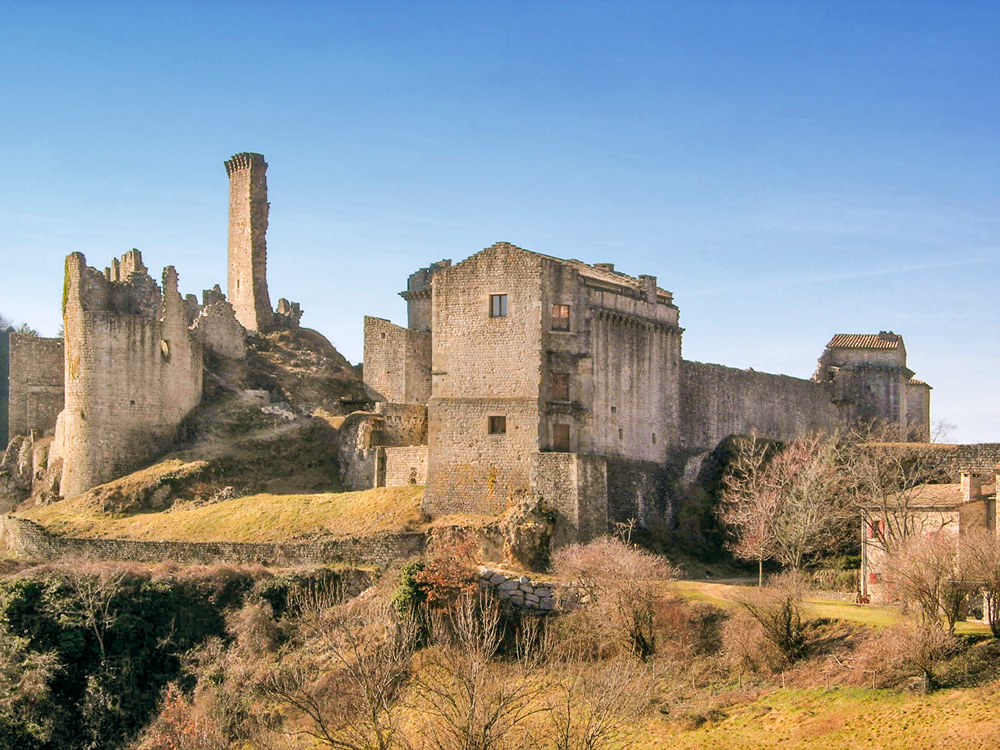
(551, 303, 570, 331)
(490, 294, 508, 318)
(553, 424, 571, 452)
(618, 428, 624, 440)
(551, 372, 570, 401)
(488, 415, 507, 434)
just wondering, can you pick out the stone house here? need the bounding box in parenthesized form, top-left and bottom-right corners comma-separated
(860, 469, 998, 604)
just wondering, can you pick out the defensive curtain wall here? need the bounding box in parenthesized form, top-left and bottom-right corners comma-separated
(7, 334, 64, 444)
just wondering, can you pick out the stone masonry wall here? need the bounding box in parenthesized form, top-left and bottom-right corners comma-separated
(0, 514, 424, 567)
(57, 253, 203, 498)
(0, 328, 10, 446)
(363, 317, 431, 404)
(226, 153, 272, 332)
(426, 398, 540, 516)
(530, 452, 608, 547)
(383, 446, 428, 486)
(8, 334, 64, 442)
(425, 245, 545, 516)
(906, 382, 931, 441)
(679, 360, 841, 452)
(374, 402, 427, 446)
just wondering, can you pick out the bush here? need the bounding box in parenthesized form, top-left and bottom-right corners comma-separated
(552, 537, 675, 660)
(734, 573, 808, 662)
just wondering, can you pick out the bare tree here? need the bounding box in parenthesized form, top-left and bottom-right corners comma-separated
(962, 529, 1000, 637)
(544, 651, 651, 750)
(412, 592, 546, 750)
(52, 563, 129, 661)
(259, 597, 417, 750)
(717, 432, 849, 583)
(886, 533, 968, 632)
(837, 422, 952, 557)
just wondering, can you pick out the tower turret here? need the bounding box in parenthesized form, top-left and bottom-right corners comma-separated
(225, 152, 272, 331)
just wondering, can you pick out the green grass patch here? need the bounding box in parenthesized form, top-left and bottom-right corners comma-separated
(21, 485, 426, 542)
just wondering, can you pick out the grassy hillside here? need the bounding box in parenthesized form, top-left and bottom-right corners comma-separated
(21, 485, 425, 541)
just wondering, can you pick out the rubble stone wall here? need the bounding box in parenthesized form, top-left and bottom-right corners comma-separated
(8, 334, 64, 443)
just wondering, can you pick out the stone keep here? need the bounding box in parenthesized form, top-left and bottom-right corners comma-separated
(361, 241, 934, 541)
(225, 152, 272, 332)
(54, 251, 203, 498)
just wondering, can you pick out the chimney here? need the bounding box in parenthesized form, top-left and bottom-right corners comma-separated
(638, 274, 657, 303)
(961, 471, 983, 502)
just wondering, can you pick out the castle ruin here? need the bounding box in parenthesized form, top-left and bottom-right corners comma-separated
(0, 152, 944, 548)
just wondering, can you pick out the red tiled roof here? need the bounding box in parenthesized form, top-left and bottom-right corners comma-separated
(827, 333, 903, 350)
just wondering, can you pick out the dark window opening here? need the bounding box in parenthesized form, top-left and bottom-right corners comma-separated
(553, 424, 571, 452)
(551, 303, 570, 331)
(488, 415, 507, 434)
(490, 294, 508, 318)
(652, 433, 657, 444)
(551, 372, 570, 401)
(618, 428, 623, 440)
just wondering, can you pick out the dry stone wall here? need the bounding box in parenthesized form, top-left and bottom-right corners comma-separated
(7, 334, 64, 442)
(363, 317, 431, 404)
(477, 567, 557, 614)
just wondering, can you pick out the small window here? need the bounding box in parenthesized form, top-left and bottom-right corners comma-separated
(869, 572, 878, 584)
(488, 415, 507, 434)
(551, 304, 570, 331)
(551, 372, 570, 401)
(652, 433, 657, 444)
(618, 428, 624, 440)
(490, 294, 508, 318)
(611, 406, 616, 414)
(553, 424, 571, 452)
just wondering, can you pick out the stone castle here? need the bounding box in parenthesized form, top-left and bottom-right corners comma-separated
(0, 152, 936, 543)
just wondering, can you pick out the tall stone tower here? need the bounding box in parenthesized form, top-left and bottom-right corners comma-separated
(225, 152, 272, 331)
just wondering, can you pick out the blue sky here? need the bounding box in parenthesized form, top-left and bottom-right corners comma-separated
(1, 1, 997, 442)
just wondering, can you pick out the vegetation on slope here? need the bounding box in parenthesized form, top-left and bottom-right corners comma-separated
(22, 485, 425, 542)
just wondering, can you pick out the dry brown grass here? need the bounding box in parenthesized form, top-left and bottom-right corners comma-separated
(21, 485, 426, 542)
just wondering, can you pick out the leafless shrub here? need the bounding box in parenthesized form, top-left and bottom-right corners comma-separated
(733, 573, 808, 662)
(719, 609, 785, 682)
(961, 529, 1000, 637)
(850, 621, 958, 691)
(544, 652, 652, 750)
(552, 537, 675, 660)
(258, 596, 417, 750)
(887, 533, 968, 632)
(411, 592, 546, 750)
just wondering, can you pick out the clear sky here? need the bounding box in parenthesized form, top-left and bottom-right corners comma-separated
(1, 1, 997, 442)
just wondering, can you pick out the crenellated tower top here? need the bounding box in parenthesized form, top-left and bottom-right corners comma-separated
(225, 151, 272, 331)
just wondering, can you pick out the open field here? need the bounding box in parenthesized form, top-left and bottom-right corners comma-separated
(20, 485, 426, 542)
(637, 683, 1000, 749)
(673, 580, 992, 636)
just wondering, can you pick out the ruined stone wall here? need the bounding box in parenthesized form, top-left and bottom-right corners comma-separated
(191, 300, 246, 359)
(830, 366, 910, 438)
(226, 152, 271, 332)
(402, 260, 451, 332)
(425, 245, 545, 516)
(906, 381, 931, 441)
(363, 317, 431, 404)
(0, 515, 424, 567)
(530, 452, 608, 547)
(0, 328, 10, 446)
(7, 335, 64, 442)
(373, 402, 427, 446)
(679, 360, 841, 451)
(383, 446, 428, 486)
(952, 444, 1000, 474)
(58, 253, 203, 498)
